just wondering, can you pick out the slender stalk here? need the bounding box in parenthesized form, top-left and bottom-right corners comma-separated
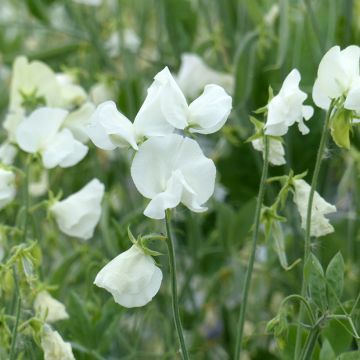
(165, 210, 189, 360)
(294, 103, 334, 358)
(9, 269, 21, 360)
(22, 157, 31, 242)
(299, 324, 320, 360)
(234, 136, 269, 359)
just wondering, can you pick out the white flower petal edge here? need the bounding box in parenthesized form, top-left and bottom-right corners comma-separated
(94, 245, 162, 308)
(0, 168, 16, 210)
(86, 101, 138, 150)
(50, 179, 105, 240)
(264, 69, 313, 136)
(293, 179, 336, 237)
(16, 107, 68, 153)
(34, 291, 69, 323)
(131, 134, 216, 219)
(312, 45, 360, 109)
(0, 142, 17, 165)
(41, 326, 75, 360)
(251, 138, 286, 166)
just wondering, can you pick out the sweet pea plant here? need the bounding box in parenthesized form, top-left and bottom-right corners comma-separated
(1, 1, 360, 359)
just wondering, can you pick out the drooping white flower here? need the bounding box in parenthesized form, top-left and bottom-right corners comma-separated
(90, 82, 115, 105)
(264, 69, 314, 136)
(313, 45, 360, 110)
(16, 107, 88, 169)
(50, 179, 105, 240)
(293, 179, 336, 237)
(29, 170, 48, 197)
(94, 245, 162, 308)
(251, 138, 286, 166)
(0, 142, 17, 165)
(176, 53, 234, 98)
(131, 134, 216, 219)
(0, 168, 16, 210)
(34, 291, 69, 323)
(41, 326, 75, 360)
(62, 102, 95, 143)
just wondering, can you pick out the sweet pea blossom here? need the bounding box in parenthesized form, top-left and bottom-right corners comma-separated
(312, 45, 360, 110)
(251, 138, 286, 166)
(87, 68, 232, 151)
(0, 168, 16, 210)
(264, 69, 314, 136)
(34, 291, 69, 323)
(131, 134, 216, 219)
(50, 179, 105, 240)
(176, 53, 234, 98)
(41, 326, 75, 360)
(293, 179, 336, 237)
(16, 107, 88, 169)
(94, 245, 162, 308)
(0, 142, 17, 165)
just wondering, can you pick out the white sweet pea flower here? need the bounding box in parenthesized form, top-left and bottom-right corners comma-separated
(94, 245, 162, 308)
(41, 326, 75, 360)
(264, 69, 314, 136)
(176, 53, 234, 98)
(131, 134, 216, 219)
(293, 179, 336, 237)
(251, 138, 286, 166)
(50, 179, 105, 240)
(29, 170, 48, 197)
(0, 168, 16, 210)
(0, 142, 17, 165)
(313, 45, 360, 110)
(34, 291, 69, 323)
(9, 57, 60, 111)
(90, 82, 115, 105)
(62, 102, 95, 143)
(3, 108, 25, 142)
(16, 107, 88, 169)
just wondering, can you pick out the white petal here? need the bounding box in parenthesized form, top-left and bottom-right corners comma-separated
(344, 85, 360, 111)
(41, 326, 75, 360)
(188, 84, 232, 134)
(0, 169, 16, 210)
(94, 245, 162, 308)
(312, 78, 331, 110)
(62, 102, 95, 143)
(34, 291, 69, 323)
(16, 107, 68, 153)
(87, 101, 137, 150)
(42, 129, 88, 169)
(50, 179, 104, 240)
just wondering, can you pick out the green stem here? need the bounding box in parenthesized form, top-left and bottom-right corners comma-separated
(299, 324, 320, 360)
(234, 136, 269, 359)
(294, 103, 334, 359)
(22, 157, 31, 242)
(165, 210, 189, 360)
(9, 269, 21, 360)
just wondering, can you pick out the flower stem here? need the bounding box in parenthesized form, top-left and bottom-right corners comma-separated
(9, 268, 21, 360)
(294, 104, 334, 359)
(22, 156, 31, 242)
(234, 135, 269, 359)
(165, 210, 190, 360)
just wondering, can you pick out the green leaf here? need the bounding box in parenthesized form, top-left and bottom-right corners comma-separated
(320, 339, 336, 360)
(304, 253, 327, 311)
(323, 320, 353, 354)
(326, 252, 345, 310)
(331, 109, 352, 149)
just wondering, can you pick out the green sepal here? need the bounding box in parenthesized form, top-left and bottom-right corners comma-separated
(331, 109, 352, 149)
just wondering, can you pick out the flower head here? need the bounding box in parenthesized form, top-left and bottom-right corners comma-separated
(131, 134, 216, 219)
(34, 291, 69, 323)
(251, 138, 286, 166)
(16, 107, 88, 169)
(94, 244, 162, 308)
(50, 179, 105, 240)
(313, 45, 360, 110)
(41, 326, 75, 360)
(293, 179, 336, 237)
(264, 69, 314, 136)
